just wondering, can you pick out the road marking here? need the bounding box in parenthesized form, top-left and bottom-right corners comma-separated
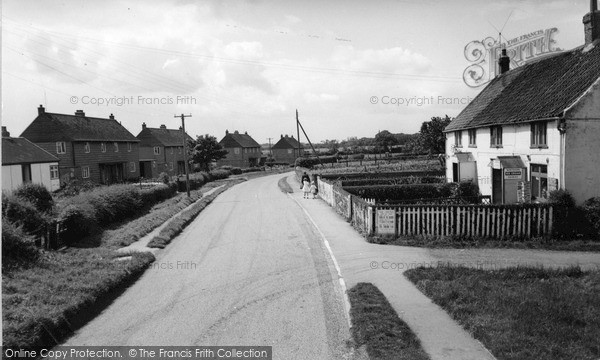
(288, 193, 353, 330)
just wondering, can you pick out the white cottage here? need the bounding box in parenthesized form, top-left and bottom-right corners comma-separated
(445, 4, 600, 205)
(2, 127, 60, 193)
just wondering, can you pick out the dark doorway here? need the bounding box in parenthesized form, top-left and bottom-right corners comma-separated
(139, 161, 152, 179)
(100, 163, 124, 184)
(21, 164, 32, 183)
(492, 168, 503, 204)
(452, 163, 459, 182)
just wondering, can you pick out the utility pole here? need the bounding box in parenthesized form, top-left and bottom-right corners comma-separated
(267, 137, 273, 156)
(175, 113, 192, 197)
(296, 109, 301, 159)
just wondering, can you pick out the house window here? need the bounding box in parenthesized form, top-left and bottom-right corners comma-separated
(454, 131, 462, 147)
(170, 162, 174, 170)
(171, 147, 174, 155)
(234, 148, 240, 155)
(490, 126, 503, 147)
(100, 142, 106, 153)
(129, 162, 136, 172)
(154, 146, 161, 155)
(179, 147, 182, 154)
(531, 122, 547, 147)
(82, 166, 90, 179)
(468, 129, 477, 147)
(113, 142, 119, 152)
(84, 142, 90, 153)
(21, 164, 32, 183)
(56, 142, 66, 154)
(127, 142, 132, 152)
(531, 164, 548, 200)
(287, 149, 293, 154)
(244, 148, 247, 154)
(50, 165, 59, 180)
(152, 161, 156, 168)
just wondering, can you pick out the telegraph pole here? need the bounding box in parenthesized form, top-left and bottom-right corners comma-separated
(175, 113, 192, 197)
(296, 109, 301, 159)
(267, 137, 273, 156)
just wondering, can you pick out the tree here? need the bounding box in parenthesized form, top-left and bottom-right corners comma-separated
(374, 130, 399, 153)
(189, 134, 228, 171)
(411, 115, 452, 154)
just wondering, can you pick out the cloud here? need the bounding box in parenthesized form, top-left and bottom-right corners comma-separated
(331, 45, 432, 75)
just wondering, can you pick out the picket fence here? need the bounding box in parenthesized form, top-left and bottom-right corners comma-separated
(316, 176, 556, 239)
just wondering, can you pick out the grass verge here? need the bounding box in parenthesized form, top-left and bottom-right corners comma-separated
(2, 249, 154, 347)
(147, 179, 244, 248)
(404, 266, 600, 360)
(369, 235, 600, 252)
(348, 282, 430, 360)
(277, 176, 293, 194)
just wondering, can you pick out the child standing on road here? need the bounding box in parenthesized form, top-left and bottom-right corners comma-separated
(310, 181, 318, 199)
(302, 179, 311, 199)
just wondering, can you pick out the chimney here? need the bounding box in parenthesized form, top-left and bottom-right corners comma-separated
(2, 126, 10, 138)
(584, 0, 600, 45)
(109, 114, 115, 120)
(281, 134, 283, 139)
(244, 131, 248, 135)
(160, 124, 167, 129)
(75, 110, 85, 117)
(142, 122, 147, 130)
(37, 105, 45, 115)
(234, 130, 239, 134)
(225, 129, 229, 135)
(498, 48, 510, 75)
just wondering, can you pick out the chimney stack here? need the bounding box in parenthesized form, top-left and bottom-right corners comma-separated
(75, 110, 85, 117)
(142, 122, 147, 129)
(584, 0, 600, 45)
(2, 126, 10, 138)
(37, 105, 45, 116)
(225, 130, 229, 135)
(160, 124, 167, 129)
(498, 48, 510, 75)
(109, 114, 115, 120)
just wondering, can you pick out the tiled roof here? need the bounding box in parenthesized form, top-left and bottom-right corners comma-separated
(2, 137, 59, 165)
(219, 131, 261, 148)
(137, 127, 194, 147)
(445, 42, 600, 132)
(21, 112, 139, 142)
(272, 136, 302, 149)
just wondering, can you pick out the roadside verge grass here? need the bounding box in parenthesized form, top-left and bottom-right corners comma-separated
(277, 176, 293, 194)
(404, 266, 600, 360)
(147, 179, 244, 248)
(348, 282, 430, 360)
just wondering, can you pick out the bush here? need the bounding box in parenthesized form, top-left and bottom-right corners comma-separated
(85, 185, 142, 226)
(158, 172, 170, 184)
(56, 179, 97, 197)
(582, 197, 600, 236)
(140, 183, 178, 206)
(242, 167, 263, 174)
(2, 220, 40, 270)
(2, 194, 48, 236)
(14, 183, 54, 213)
(56, 203, 97, 245)
(209, 169, 231, 180)
(295, 155, 339, 168)
(548, 189, 576, 208)
(344, 183, 457, 202)
(230, 167, 243, 175)
(453, 181, 480, 198)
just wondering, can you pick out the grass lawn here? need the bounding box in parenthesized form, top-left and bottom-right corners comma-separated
(404, 266, 600, 360)
(370, 235, 600, 252)
(348, 282, 430, 360)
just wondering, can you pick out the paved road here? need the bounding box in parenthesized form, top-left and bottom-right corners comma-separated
(64, 173, 353, 360)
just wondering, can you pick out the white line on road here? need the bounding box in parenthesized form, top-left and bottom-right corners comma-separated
(288, 193, 353, 330)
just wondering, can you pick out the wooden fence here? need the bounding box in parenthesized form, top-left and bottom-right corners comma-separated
(317, 175, 556, 239)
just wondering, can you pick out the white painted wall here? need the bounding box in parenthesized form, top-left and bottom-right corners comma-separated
(446, 121, 561, 199)
(1, 162, 60, 193)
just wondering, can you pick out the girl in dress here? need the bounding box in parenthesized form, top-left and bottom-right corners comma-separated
(310, 181, 318, 199)
(302, 178, 311, 199)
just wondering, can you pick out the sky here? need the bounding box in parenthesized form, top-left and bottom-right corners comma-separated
(0, 0, 591, 144)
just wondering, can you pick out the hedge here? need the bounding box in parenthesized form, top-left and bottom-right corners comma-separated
(2, 220, 40, 270)
(295, 155, 339, 168)
(341, 176, 445, 187)
(344, 183, 458, 202)
(2, 194, 49, 237)
(14, 183, 54, 213)
(320, 170, 445, 181)
(582, 197, 600, 237)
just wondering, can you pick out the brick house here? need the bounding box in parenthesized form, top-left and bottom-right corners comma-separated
(271, 134, 303, 165)
(20, 106, 140, 184)
(217, 130, 263, 168)
(444, 4, 600, 204)
(2, 126, 60, 193)
(136, 123, 194, 178)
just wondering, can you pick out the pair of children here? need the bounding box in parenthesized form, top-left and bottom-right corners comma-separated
(302, 180, 318, 199)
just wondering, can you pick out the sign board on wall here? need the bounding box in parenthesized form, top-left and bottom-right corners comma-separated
(376, 209, 396, 235)
(504, 168, 523, 180)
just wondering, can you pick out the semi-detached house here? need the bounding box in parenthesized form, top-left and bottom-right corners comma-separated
(20, 106, 140, 184)
(444, 4, 600, 205)
(136, 123, 193, 179)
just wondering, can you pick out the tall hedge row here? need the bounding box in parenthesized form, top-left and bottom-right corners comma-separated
(344, 183, 458, 202)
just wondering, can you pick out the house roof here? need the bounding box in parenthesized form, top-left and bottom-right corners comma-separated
(21, 111, 139, 142)
(445, 42, 600, 132)
(272, 135, 302, 150)
(219, 131, 261, 148)
(137, 126, 194, 147)
(2, 137, 59, 165)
